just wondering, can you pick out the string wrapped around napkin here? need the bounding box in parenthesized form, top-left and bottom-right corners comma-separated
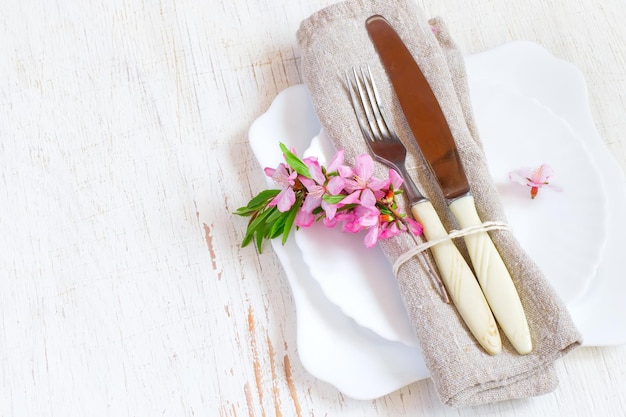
(296, 0, 582, 407)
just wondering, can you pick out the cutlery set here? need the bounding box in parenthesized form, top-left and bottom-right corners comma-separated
(346, 15, 532, 355)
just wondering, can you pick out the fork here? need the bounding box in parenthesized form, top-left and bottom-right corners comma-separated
(346, 66, 502, 355)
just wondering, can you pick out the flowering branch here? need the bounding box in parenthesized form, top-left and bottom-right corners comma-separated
(235, 143, 423, 253)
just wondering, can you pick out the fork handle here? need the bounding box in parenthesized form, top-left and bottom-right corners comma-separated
(410, 200, 502, 355)
(449, 195, 532, 355)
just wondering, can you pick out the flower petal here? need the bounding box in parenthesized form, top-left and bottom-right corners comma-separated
(326, 176, 346, 195)
(388, 169, 404, 189)
(354, 205, 379, 227)
(342, 215, 363, 233)
(299, 177, 316, 192)
(321, 200, 337, 220)
(273, 187, 296, 212)
(327, 149, 345, 173)
(341, 191, 360, 205)
(363, 226, 379, 248)
(367, 176, 389, 192)
(359, 188, 376, 207)
(379, 222, 401, 240)
(338, 165, 353, 178)
(301, 194, 322, 213)
(509, 171, 531, 186)
(304, 157, 324, 184)
(406, 218, 423, 236)
(354, 154, 374, 182)
(295, 209, 315, 228)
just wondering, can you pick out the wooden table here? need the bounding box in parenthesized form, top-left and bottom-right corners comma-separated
(2, 0, 625, 415)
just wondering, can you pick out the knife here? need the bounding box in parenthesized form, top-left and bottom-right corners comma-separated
(347, 67, 502, 356)
(366, 15, 532, 354)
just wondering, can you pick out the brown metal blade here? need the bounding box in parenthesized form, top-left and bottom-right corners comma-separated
(365, 15, 470, 200)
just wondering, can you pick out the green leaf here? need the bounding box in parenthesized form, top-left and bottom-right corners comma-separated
(247, 189, 280, 209)
(241, 207, 275, 248)
(337, 203, 358, 212)
(268, 220, 285, 239)
(280, 143, 311, 178)
(234, 207, 254, 217)
(248, 207, 276, 232)
(241, 231, 253, 248)
(268, 211, 290, 239)
(265, 206, 284, 223)
(255, 225, 265, 253)
(322, 194, 346, 204)
(234, 189, 281, 217)
(281, 195, 301, 245)
(257, 209, 286, 252)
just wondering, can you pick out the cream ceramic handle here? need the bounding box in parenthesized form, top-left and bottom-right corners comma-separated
(410, 200, 502, 355)
(448, 195, 532, 354)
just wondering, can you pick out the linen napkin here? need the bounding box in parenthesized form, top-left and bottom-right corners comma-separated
(296, 0, 582, 407)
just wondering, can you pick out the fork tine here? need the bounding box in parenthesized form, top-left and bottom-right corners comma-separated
(353, 67, 380, 142)
(362, 66, 397, 143)
(346, 68, 376, 146)
(358, 66, 385, 142)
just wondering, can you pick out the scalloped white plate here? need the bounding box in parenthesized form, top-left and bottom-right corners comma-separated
(248, 41, 626, 399)
(296, 81, 608, 346)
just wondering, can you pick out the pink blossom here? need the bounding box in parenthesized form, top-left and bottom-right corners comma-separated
(388, 168, 403, 189)
(363, 224, 380, 248)
(341, 204, 380, 234)
(509, 164, 562, 199)
(344, 154, 388, 195)
(360, 211, 424, 248)
(264, 163, 297, 212)
(405, 218, 423, 235)
(252, 146, 425, 250)
(326, 149, 346, 173)
(294, 151, 355, 228)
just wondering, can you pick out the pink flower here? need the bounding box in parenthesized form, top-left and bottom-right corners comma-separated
(342, 203, 380, 234)
(388, 168, 403, 190)
(264, 163, 297, 211)
(337, 162, 424, 247)
(509, 164, 562, 199)
(248, 146, 425, 250)
(360, 210, 423, 248)
(295, 151, 353, 227)
(326, 149, 348, 174)
(404, 218, 423, 235)
(344, 154, 389, 196)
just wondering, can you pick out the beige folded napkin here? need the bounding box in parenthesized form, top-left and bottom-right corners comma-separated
(296, 0, 582, 407)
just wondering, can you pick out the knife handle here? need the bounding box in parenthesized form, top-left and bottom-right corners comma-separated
(410, 200, 502, 355)
(448, 195, 532, 354)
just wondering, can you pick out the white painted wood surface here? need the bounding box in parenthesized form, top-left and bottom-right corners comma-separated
(1, 0, 625, 415)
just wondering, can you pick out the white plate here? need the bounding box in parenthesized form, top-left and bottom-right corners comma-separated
(466, 41, 626, 345)
(296, 81, 608, 346)
(472, 82, 607, 304)
(294, 41, 608, 347)
(294, 160, 418, 346)
(248, 41, 626, 399)
(249, 85, 430, 400)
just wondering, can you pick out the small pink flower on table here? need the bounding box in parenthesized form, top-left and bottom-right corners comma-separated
(509, 164, 562, 199)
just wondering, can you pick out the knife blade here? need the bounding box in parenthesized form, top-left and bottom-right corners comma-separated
(366, 15, 532, 354)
